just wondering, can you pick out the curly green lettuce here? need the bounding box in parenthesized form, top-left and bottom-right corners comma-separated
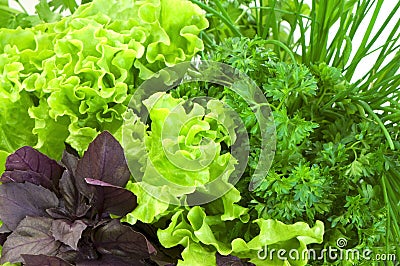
(0, 0, 208, 170)
(122, 92, 238, 209)
(123, 180, 324, 265)
(157, 202, 324, 266)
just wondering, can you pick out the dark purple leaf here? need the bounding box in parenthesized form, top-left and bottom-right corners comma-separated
(76, 254, 144, 266)
(2, 146, 64, 190)
(76, 131, 130, 187)
(0, 182, 59, 230)
(93, 220, 156, 261)
(1, 217, 62, 263)
(46, 207, 72, 220)
(61, 150, 79, 175)
(216, 254, 255, 266)
(22, 254, 73, 266)
(0, 223, 10, 233)
(85, 178, 137, 217)
(64, 142, 80, 158)
(0, 232, 9, 245)
(76, 234, 99, 261)
(0, 170, 53, 190)
(61, 150, 94, 200)
(51, 219, 87, 250)
(56, 244, 79, 263)
(59, 171, 92, 217)
(132, 221, 182, 265)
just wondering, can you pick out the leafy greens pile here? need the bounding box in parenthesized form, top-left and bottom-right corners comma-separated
(185, 0, 400, 262)
(0, 0, 208, 165)
(1, 0, 399, 265)
(121, 91, 324, 265)
(202, 36, 399, 264)
(0, 0, 321, 265)
(164, 34, 399, 264)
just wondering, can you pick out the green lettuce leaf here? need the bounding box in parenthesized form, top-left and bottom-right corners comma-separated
(0, 0, 208, 166)
(157, 191, 324, 266)
(121, 91, 323, 265)
(0, 93, 36, 154)
(0, 150, 8, 175)
(122, 92, 239, 218)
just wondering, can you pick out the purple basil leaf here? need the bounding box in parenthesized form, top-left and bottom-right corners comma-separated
(133, 221, 182, 265)
(22, 254, 73, 266)
(216, 254, 254, 266)
(51, 219, 87, 250)
(61, 150, 79, 175)
(0, 223, 10, 233)
(59, 171, 92, 217)
(1, 217, 62, 263)
(0, 232, 9, 245)
(76, 254, 143, 266)
(64, 142, 80, 158)
(0, 170, 53, 190)
(2, 146, 64, 190)
(0, 182, 59, 230)
(56, 244, 79, 263)
(76, 131, 130, 187)
(61, 150, 94, 200)
(46, 207, 72, 220)
(85, 178, 137, 217)
(93, 220, 156, 261)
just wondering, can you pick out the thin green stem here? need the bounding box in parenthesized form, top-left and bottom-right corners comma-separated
(263, 40, 296, 64)
(346, 0, 383, 79)
(356, 99, 394, 150)
(190, 0, 242, 37)
(214, 0, 234, 25)
(382, 113, 400, 123)
(259, 0, 264, 37)
(248, 6, 312, 21)
(14, 0, 28, 14)
(261, 0, 278, 43)
(200, 31, 215, 49)
(0, 5, 21, 14)
(234, 9, 247, 24)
